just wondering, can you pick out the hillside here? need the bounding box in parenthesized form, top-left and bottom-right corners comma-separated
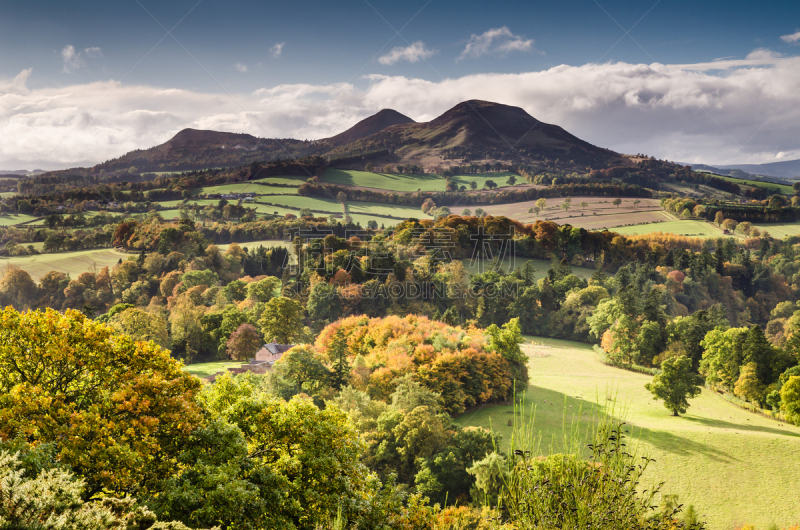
(94, 128, 314, 173)
(325, 100, 625, 168)
(322, 108, 415, 146)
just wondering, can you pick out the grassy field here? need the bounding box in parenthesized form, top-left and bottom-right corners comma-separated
(322, 169, 522, 193)
(183, 361, 243, 378)
(252, 175, 309, 186)
(475, 197, 666, 229)
(751, 222, 800, 239)
(712, 174, 794, 195)
(611, 220, 726, 238)
(1, 248, 129, 281)
(0, 213, 38, 226)
(197, 182, 298, 195)
(0, 191, 16, 198)
(455, 337, 800, 529)
(323, 169, 446, 192)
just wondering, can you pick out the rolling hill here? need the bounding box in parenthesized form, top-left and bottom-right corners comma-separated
(38, 100, 627, 177)
(322, 108, 415, 146)
(323, 100, 624, 168)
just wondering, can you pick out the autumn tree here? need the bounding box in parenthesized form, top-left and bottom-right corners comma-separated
(108, 307, 171, 349)
(0, 307, 202, 497)
(645, 355, 704, 416)
(226, 323, 263, 360)
(715, 211, 725, 226)
(258, 297, 304, 344)
(0, 266, 37, 310)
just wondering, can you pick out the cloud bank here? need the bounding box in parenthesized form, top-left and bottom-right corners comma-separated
(2, 50, 800, 169)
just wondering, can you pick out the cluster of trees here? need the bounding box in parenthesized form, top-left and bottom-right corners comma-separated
(0, 306, 704, 530)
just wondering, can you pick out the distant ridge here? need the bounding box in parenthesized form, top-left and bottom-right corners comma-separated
(324, 109, 415, 146)
(163, 129, 260, 149)
(47, 99, 626, 174)
(325, 100, 621, 168)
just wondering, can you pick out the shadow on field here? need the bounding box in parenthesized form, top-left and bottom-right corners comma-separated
(521, 385, 736, 463)
(631, 424, 736, 463)
(681, 416, 800, 439)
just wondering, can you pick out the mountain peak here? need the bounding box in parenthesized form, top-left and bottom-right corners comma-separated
(324, 109, 415, 146)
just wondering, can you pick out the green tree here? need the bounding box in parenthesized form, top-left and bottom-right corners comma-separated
(469, 181, 477, 190)
(246, 276, 281, 303)
(108, 307, 171, 350)
(780, 376, 800, 425)
(327, 328, 351, 390)
(307, 281, 343, 324)
(645, 355, 704, 416)
(485, 318, 528, 384)
(258, 297, 304, 344)
(613, 198, 622, 208)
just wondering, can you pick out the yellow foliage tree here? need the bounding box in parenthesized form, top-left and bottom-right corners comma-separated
(0, 307, 203, 497)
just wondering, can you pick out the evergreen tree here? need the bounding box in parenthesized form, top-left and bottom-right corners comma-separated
(328, 328, 351, 390)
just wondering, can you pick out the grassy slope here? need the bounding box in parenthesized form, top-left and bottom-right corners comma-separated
(611, 220, 727, 238)
(711, 174, 793, 195)
(322, 169, 520, 192)
(198, 182, 298, 195)
(0, 248, 130, 281)
(455, 337, 800, 529)
(0, 213, 38, 226)
(751, 222, 800, 239)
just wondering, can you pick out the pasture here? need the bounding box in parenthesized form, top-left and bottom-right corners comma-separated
(612, 220, 725, 238)
(472, 196, 667, 229)
(751, 222, 800, 239)
(197, 182, 298, 195)
(183, 361, 243, 378)
(455, 337, 800, 530)
(713, 174, 794, 195)
(323, 169, 446, 192)
(0, 213, 38, 226)
(322, 169, 522, 193)
(1, 247, 129, 281)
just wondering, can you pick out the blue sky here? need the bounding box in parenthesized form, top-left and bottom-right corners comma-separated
(1, 0, 800, 168)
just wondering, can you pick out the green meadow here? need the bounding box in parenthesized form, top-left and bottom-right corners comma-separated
(455, 337, 800, 530)
(0, 213, 38, 226)
(0, 247, 129, 281)
(611, 220, 726, 238)
(321, 169, 522, 192)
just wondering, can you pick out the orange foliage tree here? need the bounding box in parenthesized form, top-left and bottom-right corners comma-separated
(315, 315, 514, 414)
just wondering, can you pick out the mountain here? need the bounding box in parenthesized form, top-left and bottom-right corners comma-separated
(323, 109, 415, 146)
(95, 129, 313, 173)
(325, 100, 622, 168)
(686, 159, 800, 180)
(45, 100, 625, 176)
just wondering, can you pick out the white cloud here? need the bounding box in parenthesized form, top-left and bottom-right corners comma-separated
(235, 63, 248, 73)
(61, 45, 102, 73)
(379, 41, 436, 65)
(781, 30, 800, 43)
(270, 42, 285, 58)
(459, 27, 535, 60)
(3, 48, 800, 169)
